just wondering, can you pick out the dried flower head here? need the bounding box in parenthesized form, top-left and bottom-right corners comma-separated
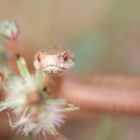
(0, 20, 19, 40)
(0, 56, 79, 137)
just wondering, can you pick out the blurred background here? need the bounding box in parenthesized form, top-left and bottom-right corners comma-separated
(0, 0, 140, 140)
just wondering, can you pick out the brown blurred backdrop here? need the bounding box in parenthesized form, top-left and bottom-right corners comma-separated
(1, 0, 140, 140)
(0, 0, 140, 75)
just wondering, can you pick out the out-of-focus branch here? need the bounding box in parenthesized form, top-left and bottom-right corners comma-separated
(9, 57, 140, 115)
(46, 74, 140, 115)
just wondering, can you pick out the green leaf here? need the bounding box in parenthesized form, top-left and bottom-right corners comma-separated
(59, 106, 79, 112)
(48, 122, 58, 136)
(0, 100, 17, 112)
(16, 57, 30, 78)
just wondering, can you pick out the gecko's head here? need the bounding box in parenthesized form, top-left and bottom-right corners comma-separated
(33, 47, 75, 74)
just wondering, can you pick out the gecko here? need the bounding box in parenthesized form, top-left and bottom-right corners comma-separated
(31, 46, 140, 114)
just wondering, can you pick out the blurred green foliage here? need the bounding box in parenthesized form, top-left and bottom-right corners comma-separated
(64, 0, 140, 74)
(94, 114, 113, 140)
(66, 28, 111, 73)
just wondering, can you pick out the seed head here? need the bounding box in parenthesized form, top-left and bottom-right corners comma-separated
(0, 57, 79, 137)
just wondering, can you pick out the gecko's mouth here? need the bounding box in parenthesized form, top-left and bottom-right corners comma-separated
(43, 65, 66, 73)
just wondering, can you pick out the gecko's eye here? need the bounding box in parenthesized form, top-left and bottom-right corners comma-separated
(35, 52, 43, 62)
(63, 51, 68, 61)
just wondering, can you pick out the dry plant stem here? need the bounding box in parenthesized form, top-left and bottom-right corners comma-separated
(46, 74, 140, 115)
(40, 130, 69, 140)
(0, 111, 12, 140)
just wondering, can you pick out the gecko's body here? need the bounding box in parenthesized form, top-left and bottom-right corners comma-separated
(33, 46, 75, 74)
(33, 46, 140, 114)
